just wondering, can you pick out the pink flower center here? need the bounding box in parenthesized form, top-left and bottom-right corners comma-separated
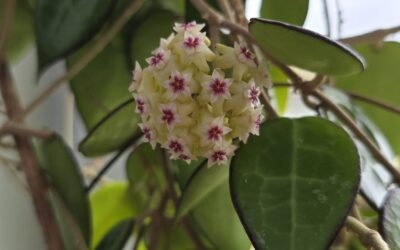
(180, 22, 196, 30)
(136, 99, 145, 114)
(179, 154, 190, 160)
(210, 78, 227, 95)
(255, 114, 262, 129)
(142, 127, 152, 141)
(207, 126, 223, 141)
(184, 37, 200, 49)
(240, 47, 252, 60)
(150, 52, 164, 67)
(161, 109, 175, 125)
(169, 76, 186, 93)
(211, 150, 226, 162)
(169, 140, 183, 153)
(249, 86, 259, 105)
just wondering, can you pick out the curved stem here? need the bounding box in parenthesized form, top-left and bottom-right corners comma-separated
(346, 91, 400, 115)
(346, 216, 389, 250)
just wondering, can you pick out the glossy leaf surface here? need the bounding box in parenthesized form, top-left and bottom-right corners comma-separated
(35, 0, 114, 69)
(231, 117, 360, 249)
(260, 0, 309, 26)
(249, 18, 365, 76)
(381, 188, 400, 250)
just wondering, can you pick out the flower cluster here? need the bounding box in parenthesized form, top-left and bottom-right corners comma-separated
(129, 21, 266, 166)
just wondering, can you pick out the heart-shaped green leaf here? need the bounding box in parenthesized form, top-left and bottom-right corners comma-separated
(381, 188, 400, 249)
(35, 134, 91, 244)
(260, 0, 309, 26)
(322, 86, 394, 209)
(230, 117, 360, 249)
(69, 37, 132, 129)
(95, 219, 134, 250)
(79, 99, 141, 157)
(335, 42, 400, 154)
(249, 18, 365, 76)
(35, 0, 115, 70)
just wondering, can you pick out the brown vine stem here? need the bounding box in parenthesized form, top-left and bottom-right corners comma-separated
(339, 25, 400, 45)
(346, 216, 389, 250)
(13, 0, 144, 122)
(0, 121, 53, 138)
(0, 62, 63, 250)
(311, 89, 400, 184)
(346, 91, 400, 115)
(160, 150, 206, 250)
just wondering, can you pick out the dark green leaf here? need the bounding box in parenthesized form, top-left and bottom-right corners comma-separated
(381, 188, 400, 249)
(181, 163, 251, 250)
(1, 0, 34, 62)
(323, 86, 393, 209)
(129, 10, 177, 65)
(79, 99, 141, 157)
(231, 117, 360, 250)
(49, 190, 88, 250)
(335, 42, 400, 154)
(95, 219, 134, 250)
(90, 182, 143, 248)
(249, 18, 365, 76)
(69, 37, 131, 129)
(35, 0, 115, 70)
(35, 134, 91, 244)
(260, 0, 309, 26)
(174, 158, 205, 188)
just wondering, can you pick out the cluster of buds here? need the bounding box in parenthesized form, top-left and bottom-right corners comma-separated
(129, 22, 267, 166)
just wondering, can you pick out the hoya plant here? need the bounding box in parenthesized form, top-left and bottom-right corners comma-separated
(0, 0, 400, 249)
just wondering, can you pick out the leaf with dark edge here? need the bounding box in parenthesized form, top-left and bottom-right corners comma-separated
(178, 162, 251, 250)
(249, 18, 365, 76)
(380, 187, 400, 250)
(335, 42, 400, 154)
(1, 0, 34, 63)
(230, 117, 360, 250)
(323, 86, 393, 209)
(35, 134, 91, 244)
(79, 99, 141, 157)
(95, 219, 134, 250)
(260, 0, 309, 26)
(68, 36, 132, 129)
(90, 182, 143, 248)
(35, 0, 116, 70)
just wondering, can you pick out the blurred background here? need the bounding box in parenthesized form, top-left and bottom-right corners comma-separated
(1, 0, 399, 249)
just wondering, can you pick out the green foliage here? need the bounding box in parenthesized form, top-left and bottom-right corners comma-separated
(35, 0, 115, 70)
(231, 117, 360, 249)
(68, 37, 132, 129)
(129, 9, 178, 65)
(90, 182, 142, 248)
(260, 0, 309, 26)
(95, 219, 134, 250)
(381, 188, 400, 250)
(79, 100, 141, 157)
(35, 134, 91, 244)
(335, 42, 400, 154)
(0, 0, 34, 63)
(249, 18, 365, 76)
(323, 87, 394, 209)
